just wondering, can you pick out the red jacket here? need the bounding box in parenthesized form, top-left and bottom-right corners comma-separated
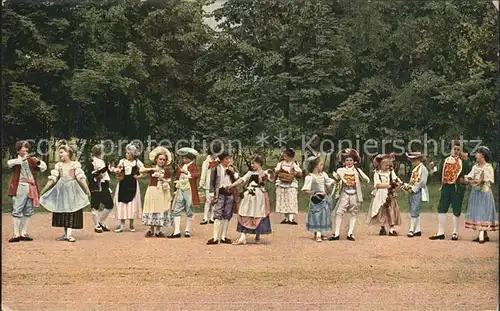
(175, 162, 200, 207)
(8, 157, 41, 197)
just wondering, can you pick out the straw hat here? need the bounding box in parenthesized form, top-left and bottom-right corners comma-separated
(149, 146, 172, 165)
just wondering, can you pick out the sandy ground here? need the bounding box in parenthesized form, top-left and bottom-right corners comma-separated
(2, 212, 498, 311)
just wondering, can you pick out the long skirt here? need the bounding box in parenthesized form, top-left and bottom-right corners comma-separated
(465, 189, 498, 231)
(52, 209, 84, 229)
(306, 195, 333, 232)
(369, 196, 401, 227)
(113, 182, 142, 220)
(275, 186, 299, 214)
(142, 186, 172, 226)
(237, 189, 272, 235)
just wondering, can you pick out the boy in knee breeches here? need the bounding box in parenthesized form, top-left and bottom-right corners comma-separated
(329, 149, 369, 241)
(207, 152, 238, 245)
(168, 153, 199, 238)
(429, 142, 471, 241)
(402, 152, 429, 237)
(89, 144, 113, 233)
(8, 140, 47, 243)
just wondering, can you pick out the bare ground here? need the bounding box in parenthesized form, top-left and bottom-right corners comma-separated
(2, 212, 498, 311)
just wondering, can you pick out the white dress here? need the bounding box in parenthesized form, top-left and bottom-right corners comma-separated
(275, 161, 301, 214)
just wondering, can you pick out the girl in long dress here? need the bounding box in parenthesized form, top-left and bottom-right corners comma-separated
(302, 156, 336, 242)
(141, 147, 173, 237)
(464, 146, 498, 243)
(227, 155, 273, 245)
(39, 144, 90, 242)
(367, 153, 402, 236)
(275, 148, 302, 225)
(110, 144, 144, 232)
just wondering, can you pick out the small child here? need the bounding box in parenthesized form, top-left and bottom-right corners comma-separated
(7, 140, 47, 242)
(40, 144, 91, 242)
(206, 151, 238, 245)
(330, 149, 370, 241)
(168, 148, 200, 238)
(401, 152, 429, 237)
(228, 154, 272, 245)
(110, 143, 144, 232)
(367, 153, 402, 236)
(199, 152, 218, 224)
(89, 144, 113, 233)
(464, 146, 498, 243)
(302, 156, 336, 242)
(275, 148, 302, 225)
(141, 147, 173, 237)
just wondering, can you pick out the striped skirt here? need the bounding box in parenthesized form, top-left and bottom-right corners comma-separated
(465, 189, 498, 231)
(52, 209, 84, 229)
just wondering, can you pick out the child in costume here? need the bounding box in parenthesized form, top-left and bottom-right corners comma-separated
(111, 143, 144, 233)
(40, 144, 91, 242)
(199, 152, 218, 225)
(89, 144, 113, 233)
(275, 148, 302, 225)
(463, 146, 498, 243)
(228, 154, 273, 245)
(330, 149, 370, 241)
(207, 151, 239, 245)
(7, 140, 47, 243)
(168, 148, 200, 238)
(401, 152, 429, 237)
(367, 153, 402, 236)
(429, 142, 472, 241)
(141, 146, 173, 237)
(302, 156, 336, 242)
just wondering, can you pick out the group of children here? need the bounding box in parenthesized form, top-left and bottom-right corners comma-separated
(6, 140, 498, 245)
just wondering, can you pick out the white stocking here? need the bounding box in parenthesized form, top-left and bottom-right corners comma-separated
(21, 216, 29, 236)
(479, 231, 485, 240)
(289, 214, 294, 222)
(91, 209, 100, 227)
(213, 219, 221, 241)
(66, 228, 72, 238)
(173, 216, 181, 235)
(238, 233, 247, 243)
(409, 217, 417, 232)
(415, 216, 421, 232)
(221, 220, 230, 240)
(100, 209, 111, 224)
(203, 200, 210, 221)
(334, 215, 343, 237)
(13, 217, 21, 237)
(452, 215, 459, 234)
(437, 213, 446, 235)
(348, 215, 357, 236)
(185, 217, 193, 232)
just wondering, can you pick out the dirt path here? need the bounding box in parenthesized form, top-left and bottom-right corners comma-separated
(2, 212, 498, 310)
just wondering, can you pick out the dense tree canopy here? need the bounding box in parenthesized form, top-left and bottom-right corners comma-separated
(2, 0, 499, 168)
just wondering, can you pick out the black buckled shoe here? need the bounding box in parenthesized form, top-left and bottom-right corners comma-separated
(328, 235, 340, 241)
(206, 238, 219, 245)
(347, 234, 356, 241)
(19, 235, 34, 241)
(429, 234, 445, 240)
(167, 233, 181, 239)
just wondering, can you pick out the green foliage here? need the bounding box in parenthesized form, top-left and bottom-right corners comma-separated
(2, 0, 499, 164)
